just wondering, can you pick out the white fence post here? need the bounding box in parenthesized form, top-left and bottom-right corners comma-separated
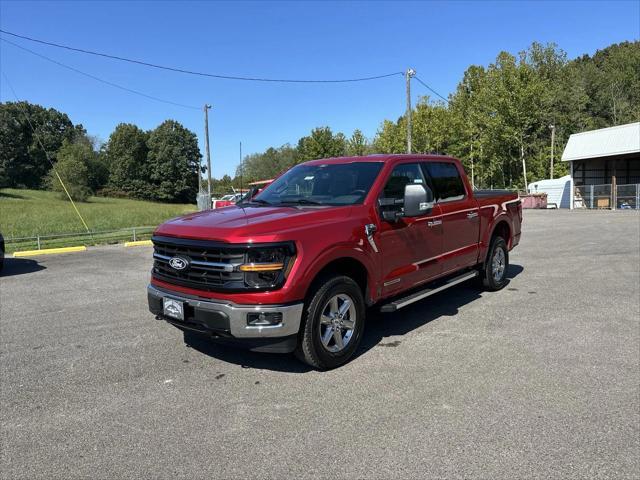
(37, 235, 41, 250)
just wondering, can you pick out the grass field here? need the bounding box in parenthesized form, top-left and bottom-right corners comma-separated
(1, 189, 197, 251)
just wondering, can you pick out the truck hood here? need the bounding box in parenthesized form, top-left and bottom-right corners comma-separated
(155, 204, 353, 242)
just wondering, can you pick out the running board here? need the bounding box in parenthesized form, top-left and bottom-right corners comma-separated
(380, 270, 479, 313)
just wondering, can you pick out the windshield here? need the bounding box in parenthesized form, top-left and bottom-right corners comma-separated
(252, 162, 383, 206)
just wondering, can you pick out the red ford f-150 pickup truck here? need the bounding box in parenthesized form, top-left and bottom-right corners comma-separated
(148, 154, 522, 369)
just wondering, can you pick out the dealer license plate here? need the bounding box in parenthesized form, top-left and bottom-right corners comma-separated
(163, 297, 184, 321)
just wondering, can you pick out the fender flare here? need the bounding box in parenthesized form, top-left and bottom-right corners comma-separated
(480, 213, 514, 263)
(301, 244, 378, 303)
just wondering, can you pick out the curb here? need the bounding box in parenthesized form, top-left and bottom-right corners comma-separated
(13, 246, 87, 257)
(124, 240, 153, 247)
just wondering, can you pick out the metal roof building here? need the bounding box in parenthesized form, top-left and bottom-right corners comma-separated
(562, 122, 640, 209)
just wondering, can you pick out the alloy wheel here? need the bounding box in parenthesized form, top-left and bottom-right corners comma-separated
(318, 293, 357, 353)
(492, 247, 506, 282)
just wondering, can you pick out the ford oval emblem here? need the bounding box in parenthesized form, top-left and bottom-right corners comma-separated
(169, 256, 190, 271)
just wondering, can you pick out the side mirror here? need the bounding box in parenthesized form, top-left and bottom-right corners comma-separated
(403, 183, 434, 217)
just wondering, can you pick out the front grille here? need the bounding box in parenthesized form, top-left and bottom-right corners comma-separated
(152, 236, 246, 291)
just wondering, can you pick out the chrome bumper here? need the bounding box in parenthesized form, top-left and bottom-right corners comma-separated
(147, 284, 303, 338)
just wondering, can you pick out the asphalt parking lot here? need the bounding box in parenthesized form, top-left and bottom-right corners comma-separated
(1, 209, 638, 479)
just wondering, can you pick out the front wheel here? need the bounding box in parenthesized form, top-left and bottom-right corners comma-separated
(480, 236, 509, 291)
(295, 275, 366, 370)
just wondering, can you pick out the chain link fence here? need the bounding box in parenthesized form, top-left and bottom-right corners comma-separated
(574, 183, 640, 209)
(4, 226, 156, 253)
(616, 184, 640, 209)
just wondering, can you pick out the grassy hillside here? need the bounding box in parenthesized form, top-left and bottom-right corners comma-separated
(1, 189, 196, 240)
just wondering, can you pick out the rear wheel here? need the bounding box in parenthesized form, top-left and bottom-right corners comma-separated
(480, 236, 509, 291)
(295, 275, 365, 370)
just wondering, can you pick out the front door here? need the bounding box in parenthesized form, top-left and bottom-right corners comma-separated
(376, 162, 444, 297)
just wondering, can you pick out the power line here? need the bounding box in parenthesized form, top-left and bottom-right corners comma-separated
(0, 37, 199, 110)
(413, 75, 449, 103)
(0, 29, 404, 84)
(1, 70, 91, 233)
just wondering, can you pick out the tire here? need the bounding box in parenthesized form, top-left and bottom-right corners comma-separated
(295, 275, 366, 370)
(480, 236, 509, 291)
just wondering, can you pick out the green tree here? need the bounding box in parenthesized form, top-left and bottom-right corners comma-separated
(346, 129, 369, 156)
(236, 144, 298, 182)
(373, 119, 406, 154)
(297, 127, 347, 161)
(573, 41, 640, 126)
(210, 174, 234, 195)
(46, 140, 92, 202)
(0, 101, 85, 188)
(412, 98, 453, 155)
(105, 123, 150, 198)
(146, 120, 201, 203)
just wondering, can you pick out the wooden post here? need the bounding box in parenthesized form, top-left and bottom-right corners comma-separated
(612, 160, 617, 210)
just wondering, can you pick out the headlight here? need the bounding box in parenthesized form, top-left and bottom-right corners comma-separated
(239, 244, 295, 289)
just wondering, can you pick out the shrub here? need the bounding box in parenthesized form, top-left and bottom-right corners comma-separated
(47, 140, 92, 202)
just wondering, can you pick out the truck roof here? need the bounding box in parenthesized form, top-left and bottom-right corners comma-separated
(302, 153, 460, 166)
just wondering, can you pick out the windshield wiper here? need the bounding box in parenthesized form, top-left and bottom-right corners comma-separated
(279, 199, 323, 206)
(242, 198, 271, 206)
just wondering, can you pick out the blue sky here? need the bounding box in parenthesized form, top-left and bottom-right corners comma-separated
(1, 1, 638, 177)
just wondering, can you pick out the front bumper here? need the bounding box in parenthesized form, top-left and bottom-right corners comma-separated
(147, 284, 303, 352)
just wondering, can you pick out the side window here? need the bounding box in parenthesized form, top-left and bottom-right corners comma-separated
(379, 163, 426, 212)
(382, 163, 426, 198)
(424, 162, 466, 202)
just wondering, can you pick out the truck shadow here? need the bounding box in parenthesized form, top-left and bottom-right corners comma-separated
(0, 258, 47, 277)
(184, 264, 523, 373)
(356, 264, 524, 358)
(183, 332, 314, 373)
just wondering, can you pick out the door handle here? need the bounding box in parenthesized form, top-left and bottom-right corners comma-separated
(427, 219, 442, 227)
(467, 212, 478, 219)
(364, 224, 379, 253)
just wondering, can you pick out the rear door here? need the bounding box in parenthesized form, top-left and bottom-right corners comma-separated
(376, 162, 443, 297)
(423, 161, 480, 273)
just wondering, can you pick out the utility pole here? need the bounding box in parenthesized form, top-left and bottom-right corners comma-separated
(405, 68, 415, 154)
(203, 104, 213, 197)
(549, 124, 556, 179)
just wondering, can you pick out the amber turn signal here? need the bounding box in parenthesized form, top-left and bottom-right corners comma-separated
(239, 263, 284, 272)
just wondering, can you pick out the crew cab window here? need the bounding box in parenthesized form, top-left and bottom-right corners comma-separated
(382, 163, 426, 199)
(424, 162, 466, 202)
(379, 163, 427, 213)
